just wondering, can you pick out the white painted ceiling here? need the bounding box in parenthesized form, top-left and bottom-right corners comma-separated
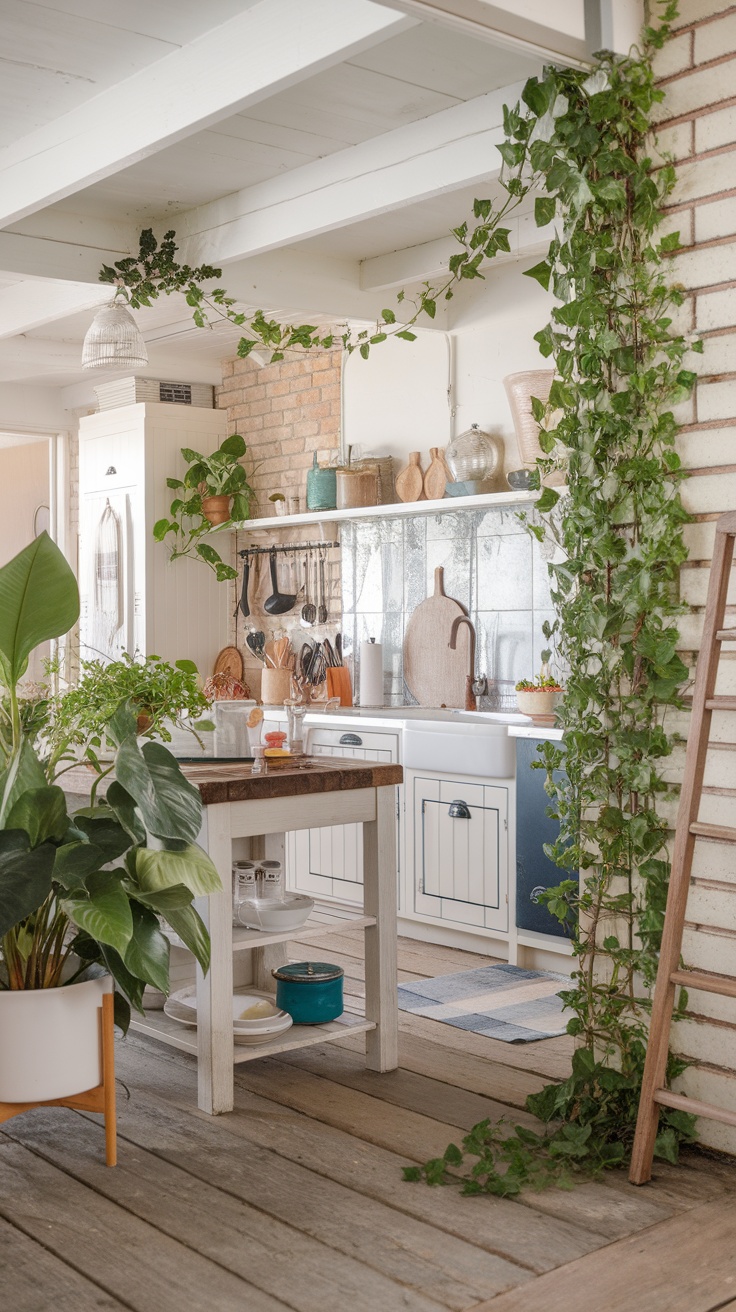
(0, 1, 546, 396)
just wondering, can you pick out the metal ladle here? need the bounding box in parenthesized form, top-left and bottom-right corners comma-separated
(301, 553, 316, 624)
(317, 549, 328, 625)
(264, 548, 296, 615)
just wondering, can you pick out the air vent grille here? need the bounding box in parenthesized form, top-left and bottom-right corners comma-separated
(158, 381, 192, 405)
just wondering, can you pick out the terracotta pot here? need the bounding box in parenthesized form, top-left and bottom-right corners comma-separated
(136, 711, 153, 735)
(202, 494, 232, 526)
(0, 975, 111, 1102)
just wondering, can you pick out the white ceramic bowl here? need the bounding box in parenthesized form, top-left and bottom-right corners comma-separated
(164, 988, 293, 1045)
(236, 893, 314, 932)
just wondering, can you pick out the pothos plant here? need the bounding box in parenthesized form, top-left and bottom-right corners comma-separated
(153, 432, 254, 580)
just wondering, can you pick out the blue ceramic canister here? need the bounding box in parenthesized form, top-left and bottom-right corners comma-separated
(272, 961, 344, 1024)
(306, 453, 337, 511)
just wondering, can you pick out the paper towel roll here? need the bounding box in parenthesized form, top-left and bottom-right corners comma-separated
(359, 639, 383, 706)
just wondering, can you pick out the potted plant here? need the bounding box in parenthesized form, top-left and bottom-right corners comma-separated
(0, 533, 220, 1105)
(46, 652, 212, 768)
(153, 432, 254, 580)
(269, 492, 286, 517)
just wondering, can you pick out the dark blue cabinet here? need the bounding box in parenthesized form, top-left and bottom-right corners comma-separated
(515, 736, 571, 939)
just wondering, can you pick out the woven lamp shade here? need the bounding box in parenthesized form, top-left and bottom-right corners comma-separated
(82, 301, 148, 370)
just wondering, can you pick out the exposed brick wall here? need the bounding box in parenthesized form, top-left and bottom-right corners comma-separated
(215, 349, 343, 697)
(215, 350, 342, 516)
(653, 1, 736, 1153)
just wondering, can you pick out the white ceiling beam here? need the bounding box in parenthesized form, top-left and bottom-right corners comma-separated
(359, 210, 554, 288)
(0, 281, 112, 340)
(177, 84, 524, 268)
(0, 0, 416, 229)
(371, 0, 591, 64)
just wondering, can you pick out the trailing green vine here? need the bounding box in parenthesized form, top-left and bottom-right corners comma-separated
(404, 1, 702, 1197)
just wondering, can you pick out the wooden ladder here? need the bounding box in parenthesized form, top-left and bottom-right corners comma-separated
(630, 509, 736, 1185)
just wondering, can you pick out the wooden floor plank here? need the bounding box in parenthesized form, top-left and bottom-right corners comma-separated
(336, 1027, 549, 1108)
(0, 1141, 290, 1312)
(116, 1035, 611, 1273)
(4, 1107, 482, 1312)
(291, 930, 503, 980)
(275, 1038, 542, 1131)
(75, 1067, 534, 1308)
(0, 1212, 127, 1312)
(469, 1194, 736, 1312)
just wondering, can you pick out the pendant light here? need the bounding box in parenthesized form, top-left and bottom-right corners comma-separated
(81, 295, 148, 370)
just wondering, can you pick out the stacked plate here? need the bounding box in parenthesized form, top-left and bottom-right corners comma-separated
(164, 987, 293, 1045)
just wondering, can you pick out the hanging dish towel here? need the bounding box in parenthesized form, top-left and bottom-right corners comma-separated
(91, 499, 123, 658)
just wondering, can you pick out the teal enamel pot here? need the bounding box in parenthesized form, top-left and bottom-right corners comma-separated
(272, 961, 344, 1023)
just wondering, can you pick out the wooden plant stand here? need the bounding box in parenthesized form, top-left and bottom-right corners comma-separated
(0, 991, 117, 1166)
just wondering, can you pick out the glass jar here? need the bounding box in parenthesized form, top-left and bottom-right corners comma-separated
(445, 423, 502, 485)
(285, 702, 308, 753)
(257, 859, 284, 902)
(232, 860, 257, 925)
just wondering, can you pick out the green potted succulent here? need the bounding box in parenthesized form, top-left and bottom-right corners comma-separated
(46, 652, 212, 770)
(0, 534, 220, 1105)
(154, 432, 254, 580)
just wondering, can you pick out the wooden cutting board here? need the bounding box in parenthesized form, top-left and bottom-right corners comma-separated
(423, 447, 447, 501)
(403, 567, 470, 708)
(395, 451, 425, 503)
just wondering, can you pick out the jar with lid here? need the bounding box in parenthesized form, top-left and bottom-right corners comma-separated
(232, 860, 257, 926)
(445, 423, 502, 488)
(257, 859, 284, 902)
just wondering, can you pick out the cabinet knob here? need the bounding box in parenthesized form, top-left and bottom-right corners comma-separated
(448, 799, 471, 819)
(339, 732, 363, 746)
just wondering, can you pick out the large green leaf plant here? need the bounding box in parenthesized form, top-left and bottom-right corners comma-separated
(0, 533, 220, 1030)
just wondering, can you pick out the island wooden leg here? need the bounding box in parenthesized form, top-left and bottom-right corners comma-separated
(363, 785, 398, 1072)
(197, 803, 235, 1114)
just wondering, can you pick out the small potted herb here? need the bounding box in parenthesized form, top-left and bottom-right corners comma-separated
(515, 637, 563, 722)
(269, 492, 286, 517)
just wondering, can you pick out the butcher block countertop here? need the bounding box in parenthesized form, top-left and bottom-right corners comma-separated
(60, 757, 403, 806)
(180, 757, 403, 805)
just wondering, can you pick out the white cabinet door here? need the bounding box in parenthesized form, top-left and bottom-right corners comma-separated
(411, 775, 508, 932)
(286, 729, 400, 903)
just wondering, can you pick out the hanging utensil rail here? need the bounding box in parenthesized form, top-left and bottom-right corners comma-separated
(238, 540, 339, 557)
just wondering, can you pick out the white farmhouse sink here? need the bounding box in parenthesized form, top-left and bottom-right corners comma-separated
(402, 718, 516, 778)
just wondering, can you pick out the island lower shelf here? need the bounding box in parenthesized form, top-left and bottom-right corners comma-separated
(129, 1008, 374, 1064)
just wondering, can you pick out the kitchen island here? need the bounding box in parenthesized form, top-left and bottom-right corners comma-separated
(148, 757, 402, 1114)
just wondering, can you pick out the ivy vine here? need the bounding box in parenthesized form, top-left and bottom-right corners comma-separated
(406, 1, 702, 1197)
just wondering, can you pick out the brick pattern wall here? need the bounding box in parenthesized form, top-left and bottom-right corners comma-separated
(215, 350, 343, 697)
(215, 350, 342, 516)
(654, 1, 736, 1152)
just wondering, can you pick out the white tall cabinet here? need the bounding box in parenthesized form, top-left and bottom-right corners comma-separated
(78, 403, 229, 673)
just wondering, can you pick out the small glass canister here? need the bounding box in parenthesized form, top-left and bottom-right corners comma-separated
(232, 860, 257, 925)
(257, 859, 284, 902)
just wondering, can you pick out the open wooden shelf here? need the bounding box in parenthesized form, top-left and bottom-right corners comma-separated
(129, 1003, 373, 1064)
(208, 487, 541, 536)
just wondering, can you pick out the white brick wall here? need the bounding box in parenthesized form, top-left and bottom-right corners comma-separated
(657, 3, 736, 1153)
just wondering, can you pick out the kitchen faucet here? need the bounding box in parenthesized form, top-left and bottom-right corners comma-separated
(449, 615, 487, 711)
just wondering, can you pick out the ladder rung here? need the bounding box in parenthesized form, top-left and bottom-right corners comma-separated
(717, 630, 736, 641)
(654, 1088, 736, 1129)
(705, 697, 736, 710)
(670, 968, 736, 998)
(690, 821, 736, 842)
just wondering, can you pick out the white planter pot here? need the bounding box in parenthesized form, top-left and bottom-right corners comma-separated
(516, 688, 561, 719)
(0, 975, 110, 1103)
